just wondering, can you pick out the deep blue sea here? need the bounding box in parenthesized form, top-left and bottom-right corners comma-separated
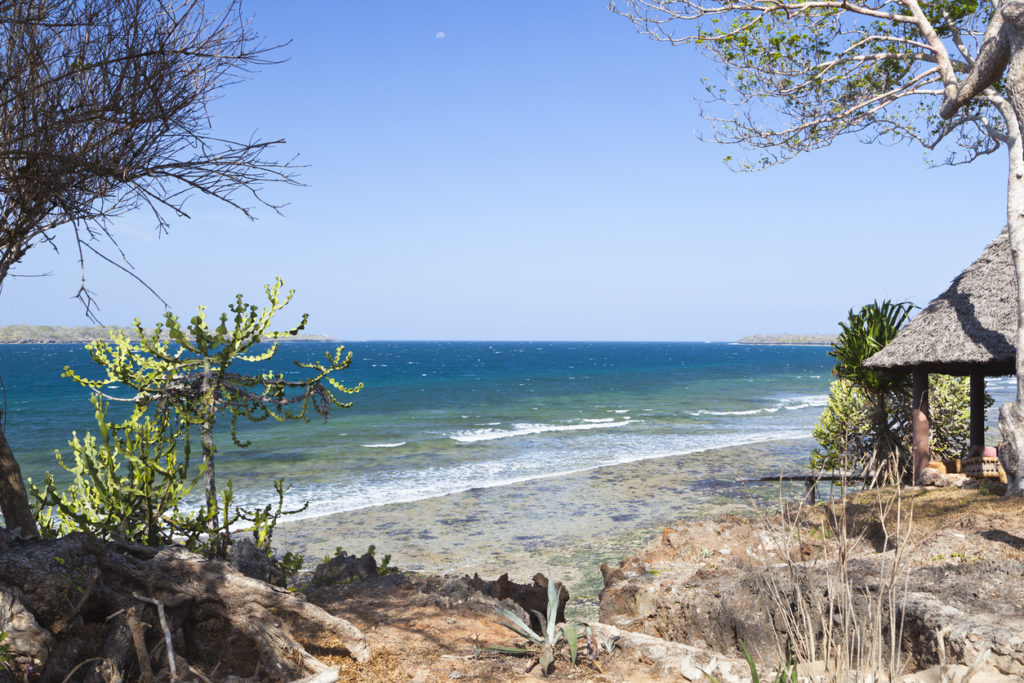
(0, 342, 832, 513)
(4, 341, 1013, 523)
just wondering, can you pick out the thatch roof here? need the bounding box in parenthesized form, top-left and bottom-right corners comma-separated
(863, 229, 1017, 376)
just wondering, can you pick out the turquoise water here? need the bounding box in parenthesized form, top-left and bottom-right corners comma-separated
(1, 341, 846, 519)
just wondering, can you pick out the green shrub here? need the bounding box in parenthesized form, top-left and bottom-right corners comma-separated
(812, 374, 985, 472)
(30, 397, 199, 546)
(31, 279, 353, 567)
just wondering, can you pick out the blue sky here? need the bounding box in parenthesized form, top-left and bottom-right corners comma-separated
(0, 1, 1009, 341)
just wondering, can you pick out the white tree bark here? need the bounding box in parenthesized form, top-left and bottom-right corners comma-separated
(995, 6, 1024, 496)
(1000, 117, 1024, 496)
(940, 1, 1024, 495)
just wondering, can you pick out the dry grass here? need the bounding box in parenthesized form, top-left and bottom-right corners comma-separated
(752, 480, 914, 681)
(333, 648, 410, 682)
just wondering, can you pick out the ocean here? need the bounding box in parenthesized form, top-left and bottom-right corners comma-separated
(1, 341, 837, 512)
(4, 340, 1015, 610)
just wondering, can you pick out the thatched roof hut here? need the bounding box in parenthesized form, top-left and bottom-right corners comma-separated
(863, 229, 1017, 377)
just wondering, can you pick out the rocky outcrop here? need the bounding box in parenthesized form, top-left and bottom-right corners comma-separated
(310, 548, 380, 587)
(599, 516, 787, 663)
(465, 572, 569, 629)
(589, 623, 749, 682)
(228, 537, 287, 587)
(599, 489, 1024, 677)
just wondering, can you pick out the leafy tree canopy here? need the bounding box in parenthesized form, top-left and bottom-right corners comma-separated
(614, 0, 1009, 168)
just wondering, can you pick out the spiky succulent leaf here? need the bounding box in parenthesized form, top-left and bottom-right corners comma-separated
(740, 641, 761, 683)
(545, 578, 560, 646)
(539, 644, 555, 676)
(564, 624, 579, 665)
(494, 607, 543, 644)
(484, 645, 534, 655)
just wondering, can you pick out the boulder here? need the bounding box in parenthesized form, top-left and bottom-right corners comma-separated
(228, 538, 286, 587)
(310, 549, 378, 587)
(917, 468, 969, 488)
(600, 517, 785, 664)
(464, 572, 569, 630)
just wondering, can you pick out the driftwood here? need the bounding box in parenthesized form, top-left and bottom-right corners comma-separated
(0, 529, 368, 681)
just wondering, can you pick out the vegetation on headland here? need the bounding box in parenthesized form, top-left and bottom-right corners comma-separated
(598, 482, 1020, 681)
(811, 300, 982, 485)
(738, 333, 836, 345)
(0, 324, 335, 344)
(2, 281, 368, 679)
(35, 278, 359, 554)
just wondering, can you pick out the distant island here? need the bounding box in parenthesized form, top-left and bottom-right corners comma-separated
(0, 325, 336, 344)
(737, 333, 836, 345)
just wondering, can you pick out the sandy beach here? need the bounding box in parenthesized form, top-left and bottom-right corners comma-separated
(276, 436, 818, 618)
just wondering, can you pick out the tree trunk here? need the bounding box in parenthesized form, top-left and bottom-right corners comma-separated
(970, 372, 987, 450)
(201, 418, 216, 511)
(200, 360, 217, 515)
(0, 419, 39, 537)
(0, 529, 369, 680)
(999, 30, 1024, 496)
(868, 392, 900, 486)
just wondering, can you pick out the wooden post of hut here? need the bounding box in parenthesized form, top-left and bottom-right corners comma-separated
(970, 372, 986, 454)
(912, 369, 930, 484)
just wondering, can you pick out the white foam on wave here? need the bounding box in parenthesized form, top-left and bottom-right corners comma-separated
(450, 419, 631, 443)
(689, 394, 828, 418)
(611, 409, 629, 414)
(582, 418, 615, 423)
(255, 427, 814, 522)
(690, 408, 763, 417)
(782, 394, 829, 410)
(361, 441, 406, 448)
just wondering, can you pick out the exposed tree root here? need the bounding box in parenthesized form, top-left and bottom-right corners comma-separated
(0, 530, 368, 681)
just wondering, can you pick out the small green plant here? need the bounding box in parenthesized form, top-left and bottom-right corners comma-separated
(0, 631, 10, 668)
(489, 576, 574, 676)
(30, 281, 355, 566)
(277, 551, 305, 579)
(707, 640, 797, 683)
(807, 525, 834, 540)
(590, 628, 620, 656)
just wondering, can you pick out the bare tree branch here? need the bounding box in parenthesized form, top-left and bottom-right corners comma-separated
(0, 0, 297, 535)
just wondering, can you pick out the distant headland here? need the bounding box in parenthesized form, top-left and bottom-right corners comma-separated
(0, 325, 336, 344)
(737, 333, 836, 345)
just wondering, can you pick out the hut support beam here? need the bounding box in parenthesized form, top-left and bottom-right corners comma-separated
(912, 369, 930, 485)
(970, 372, 986, 453)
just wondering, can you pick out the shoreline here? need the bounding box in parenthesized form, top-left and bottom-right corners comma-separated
(275, 436, 818, 619)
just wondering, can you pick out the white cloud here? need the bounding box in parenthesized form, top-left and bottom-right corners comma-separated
(435, 31, 445, 39)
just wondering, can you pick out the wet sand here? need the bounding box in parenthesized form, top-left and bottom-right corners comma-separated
(275, 437, 818, 619)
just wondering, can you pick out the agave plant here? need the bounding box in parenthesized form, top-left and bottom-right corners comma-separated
(489, 576, 579, 675)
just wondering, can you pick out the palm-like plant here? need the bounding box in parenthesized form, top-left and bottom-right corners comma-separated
(831, 300, 913, 392)
(828, 301, 914, 485)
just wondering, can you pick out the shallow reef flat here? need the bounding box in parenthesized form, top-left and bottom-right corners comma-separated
(276, 437, 818, 619)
